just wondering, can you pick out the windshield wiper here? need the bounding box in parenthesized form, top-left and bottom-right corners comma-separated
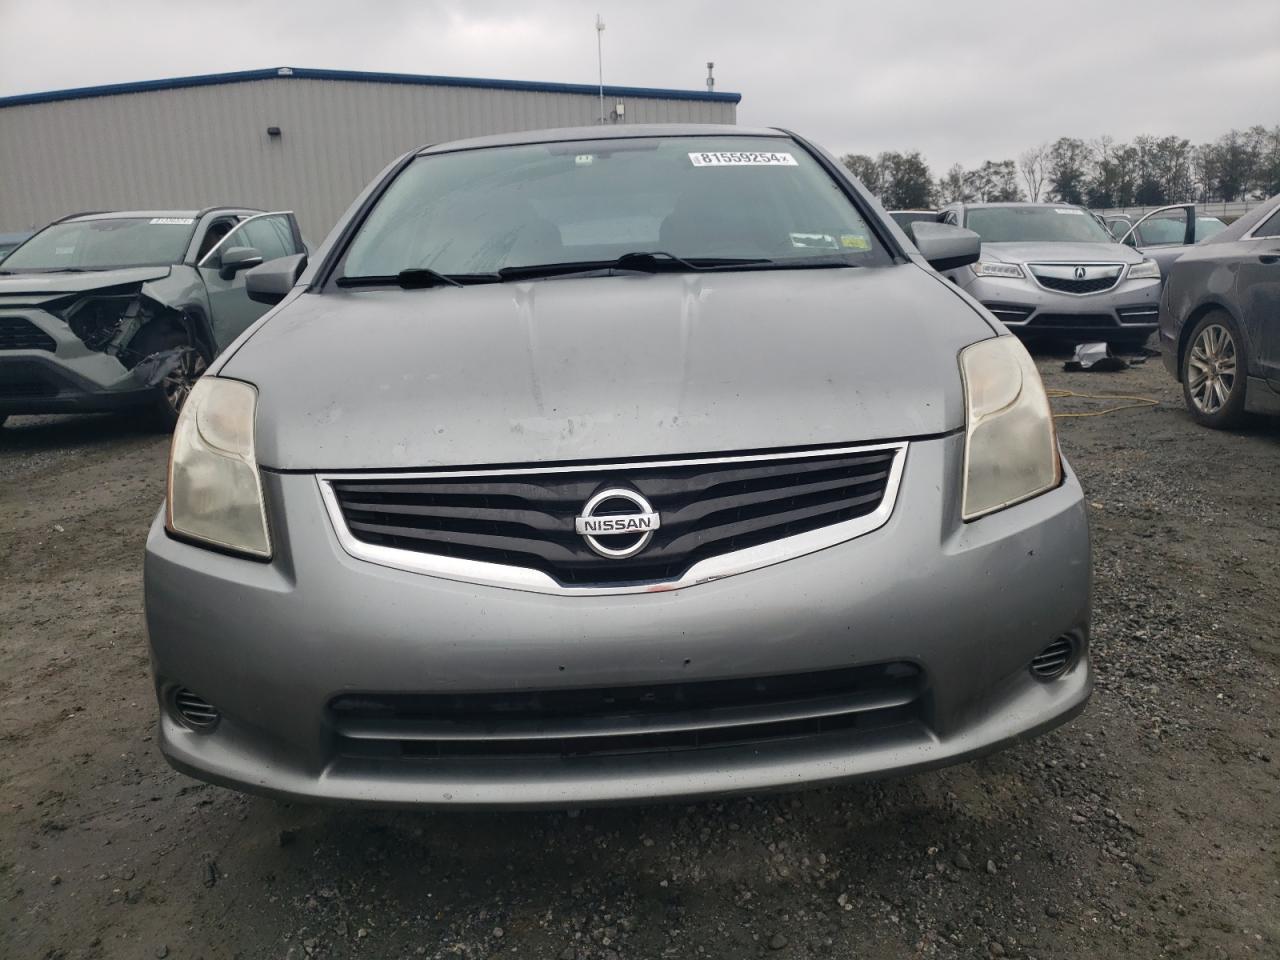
(336, 267, 501, 289)
(496, 252, 772, 281)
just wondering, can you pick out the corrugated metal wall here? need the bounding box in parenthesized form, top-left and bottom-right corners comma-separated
(0, 77, 737, 237)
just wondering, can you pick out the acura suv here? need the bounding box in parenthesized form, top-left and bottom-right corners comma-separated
(144, 126, 1092, 807)
(938, 202, 1162, 347)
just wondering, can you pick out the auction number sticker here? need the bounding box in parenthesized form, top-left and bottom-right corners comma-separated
(689, 151, 798, 167)
(149, 217, 195, 225)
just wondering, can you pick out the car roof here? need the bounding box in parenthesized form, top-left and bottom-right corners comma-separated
(60, 207, 262, 223)
(417, 123, 788, 155)
(959, 202, 1083, 210)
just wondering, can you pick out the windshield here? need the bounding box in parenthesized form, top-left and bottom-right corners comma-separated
(964, 206, 1116, 244)
(1, 217, 195, 271)
(1195, 217, 1227, 242)
(340, 136, 889, 279)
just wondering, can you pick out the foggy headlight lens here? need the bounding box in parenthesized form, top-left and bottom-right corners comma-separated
(972, 260, 1024, 279)
(960, 337, 1061, 520)
(1127, 259, 1160, 280)
(166, 377, 271, 558)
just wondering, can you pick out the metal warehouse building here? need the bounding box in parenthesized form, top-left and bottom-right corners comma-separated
(0, 66, 740, 238)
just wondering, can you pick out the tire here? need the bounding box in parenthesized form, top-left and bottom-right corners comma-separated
(127, 325, 209, 429)
(1181, 311, 1248, 429)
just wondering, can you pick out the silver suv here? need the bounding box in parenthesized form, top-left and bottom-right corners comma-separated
(144, 126, 1091, 807)
(938, 202, 1162, 347)
(0, 208, 304, 426)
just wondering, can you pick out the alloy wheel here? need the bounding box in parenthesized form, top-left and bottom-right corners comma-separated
(1186, 323, 1236, 415)
(160, 346, 208, 415)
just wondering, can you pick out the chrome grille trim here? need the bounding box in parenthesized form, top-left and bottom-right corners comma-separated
(1027, 262, 1124, 296)
(317, 442, 908, 596)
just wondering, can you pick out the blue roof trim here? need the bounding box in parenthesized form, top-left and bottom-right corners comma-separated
(0, 66, 741, 108)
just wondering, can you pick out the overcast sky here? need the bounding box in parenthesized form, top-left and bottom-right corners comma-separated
(1, 0, 1276, 172)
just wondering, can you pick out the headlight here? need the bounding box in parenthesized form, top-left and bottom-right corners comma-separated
(1127, 259, 1160, 280)
(166, 377, 271, 558)
(959, 337, 1061, 520)
(971, 260, 1024, 279)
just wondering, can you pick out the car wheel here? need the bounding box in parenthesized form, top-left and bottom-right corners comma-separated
(1181, 311, 1248, 429)
(128, 326, 209, 429)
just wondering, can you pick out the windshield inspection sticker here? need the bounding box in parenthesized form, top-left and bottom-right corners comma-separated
(1053, 208, 1085, 215)
(689, 151, 798, 167)
(790, 232, 837, 249)
(840, 234, 871, 250)
(149, 217, 195, 225)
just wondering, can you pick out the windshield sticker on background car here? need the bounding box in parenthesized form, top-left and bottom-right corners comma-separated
(840, 234, 871, 250)
(149, 217, 195, 225)
(688, 151, 798, 167)
(789, 232, 838, 249)
(1052, 208, 1085, 215)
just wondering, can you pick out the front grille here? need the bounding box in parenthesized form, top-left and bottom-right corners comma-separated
(1034, 275, 1119, 295)
(329, 446, 898, 587)
(1027, 313, 1119, 330)
(982, 303, 1035, 324)
(0, 316, 56, 351)
(330, 661, 924, 761)
(0, 379, 57, 398)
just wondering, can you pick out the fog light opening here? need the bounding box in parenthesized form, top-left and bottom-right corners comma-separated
(1029, 636, 1075, 681)
(173, 688, 221, 730)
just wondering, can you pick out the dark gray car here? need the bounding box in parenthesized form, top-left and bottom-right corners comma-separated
(0, 208, 304, 427)
(1158, 194, 1280, 427)
(144, 125, 1091, 807)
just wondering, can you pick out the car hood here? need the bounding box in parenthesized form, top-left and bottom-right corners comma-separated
(225, 266, 992, 471)
(981, 242, 1144, 265)
(0, 265, 173, 299)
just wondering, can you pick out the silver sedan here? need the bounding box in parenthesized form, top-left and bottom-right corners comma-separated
(144, 126, 1091, 807)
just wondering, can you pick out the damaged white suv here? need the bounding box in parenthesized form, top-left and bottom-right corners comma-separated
(0, 207, 304, 427)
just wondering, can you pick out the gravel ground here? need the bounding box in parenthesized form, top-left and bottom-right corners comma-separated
(2, 349, 1278, 960)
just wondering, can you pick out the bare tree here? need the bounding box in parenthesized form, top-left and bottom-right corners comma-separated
(1019, 144, 1048, 202)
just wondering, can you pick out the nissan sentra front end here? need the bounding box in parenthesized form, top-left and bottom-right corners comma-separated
(143, 126, 1092, 807)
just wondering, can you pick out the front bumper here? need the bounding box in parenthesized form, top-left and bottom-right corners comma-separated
(0, 308, 152, 415)
(144, 435, 1092, 808)
(959, 273, 1161, 339)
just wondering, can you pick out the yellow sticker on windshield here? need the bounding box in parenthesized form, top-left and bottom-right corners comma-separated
(840, 234, 871, 250)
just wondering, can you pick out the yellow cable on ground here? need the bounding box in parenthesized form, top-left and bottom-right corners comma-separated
(1045, 388, 1160, 418)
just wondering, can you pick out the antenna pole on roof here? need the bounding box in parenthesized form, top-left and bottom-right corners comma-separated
(596, 14, 606, 124)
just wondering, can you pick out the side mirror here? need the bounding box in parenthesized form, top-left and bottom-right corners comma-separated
(907, 221, 981, 271)
(245, 252, 308, 305)
(218, 246, 264, 281)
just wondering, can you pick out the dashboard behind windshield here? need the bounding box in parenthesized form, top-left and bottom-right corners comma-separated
(964, 206, 1116, 244)
(2, 217, 195, 271)
(340, 136, 891, 279)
